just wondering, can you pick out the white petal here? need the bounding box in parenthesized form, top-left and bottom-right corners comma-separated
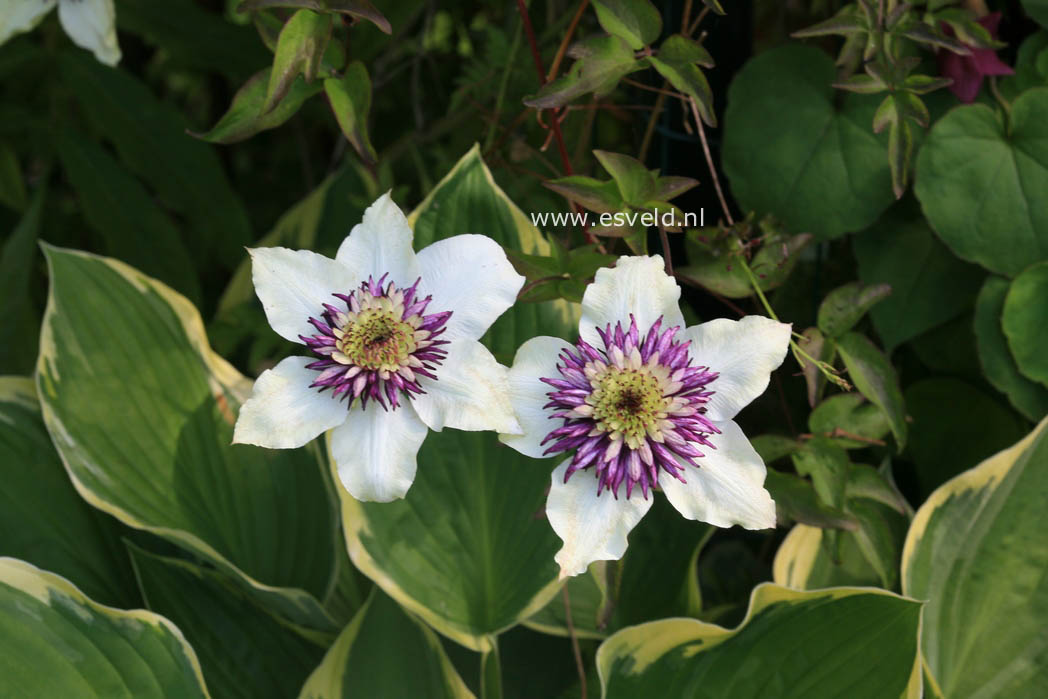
(416, 234, 524, 342)
(579, 255, 685, 347)
(58, 0, 120, 66)
(499, 335, 573, 458)
(659, 419, 776, 530)
(336, 192, 421, 286)
(411, 339, 521, 434)
(249, 246, 360, 344)
(233, 356, 349, 449)
(329, 402, 429, 502)
(682, 315, 791, 421)
(547, 460, 653, 579)
(0, 0, 56, 45)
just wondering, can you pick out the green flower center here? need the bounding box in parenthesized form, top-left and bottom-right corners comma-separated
(336, 308, 418, 372)
(589, 367, 668, 448)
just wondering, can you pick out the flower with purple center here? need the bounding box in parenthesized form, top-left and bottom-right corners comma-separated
(500, 256, 791, 578)
(234, 193, 525, 502)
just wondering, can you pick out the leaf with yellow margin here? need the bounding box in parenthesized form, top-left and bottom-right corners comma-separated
(902, 416, 1048, 697)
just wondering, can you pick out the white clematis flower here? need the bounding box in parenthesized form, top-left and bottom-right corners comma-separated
(234, 193, 525, 502)
(1, 0, 121, 66)
(500, 255, 791, 578)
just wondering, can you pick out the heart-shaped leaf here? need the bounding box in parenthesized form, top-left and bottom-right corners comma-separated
(1002, 260, 1048, 387)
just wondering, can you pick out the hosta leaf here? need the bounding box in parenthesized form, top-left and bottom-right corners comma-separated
(59, 52, 252, 268)
(299, 590, 474, 698)
(854, 199, 985, 350)
(0, 184, 42, 374)
(590, 0, 662, 50)
(0, 558, 208, 698)
(723, 44, 893, 240)
(341, 147, 577, 651)
(57, 133, 201, 303)
(903, 416, 1048, 696)
(596, 584, 921, 698)
(973, 277, 1048, 421)
(195, 68, 322, 145)
(36, 247, 341, 631)
(1002, 260, 1048, 387)
(773, 524, 881, 589)
(0, 378, 138, 608)
(128, 545, 325, 699)
(914, 88, 1048, 277)
(836, 332, 907, 450)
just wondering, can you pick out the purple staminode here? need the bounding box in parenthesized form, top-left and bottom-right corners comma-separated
(300, 274, 451, 411)
(541, 315, 719, 499)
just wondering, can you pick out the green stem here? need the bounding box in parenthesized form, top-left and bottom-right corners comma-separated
(481, 635, 503, 699)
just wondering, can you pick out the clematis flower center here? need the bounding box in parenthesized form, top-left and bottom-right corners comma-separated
(541, 315, 719, 499)
(300, 275, 451, 411)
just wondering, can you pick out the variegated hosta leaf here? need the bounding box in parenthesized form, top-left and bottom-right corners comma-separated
(596, 584, 922, 698)
(0, 557, 209, 698)
(339, 146, 580, 650)
(903, 416, 1048, 696)
(36, 246, 344, 631)
(299, 591, 474, 698)
(0, 377, 139, 608)
(128, 545, 327, 699)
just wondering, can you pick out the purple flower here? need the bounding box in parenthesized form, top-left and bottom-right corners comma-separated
(938, 12, 1014, 104)
(500, 256, 791, 578)
(234, 194, 525, 502)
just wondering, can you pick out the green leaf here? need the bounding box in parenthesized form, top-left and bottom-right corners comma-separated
(1002, 260, 1048, 387)
(791, 438, 851, 508)
(772, 524, 883, 589)
(903, 416, 1048, 696)
(854, 199, 985, 350)
(59, 52, 252, 268)
(798, 327, 834, 408)
(237, 0, 391, 34)
(816, 281, 892, 338)
(128, 545, 326, 699)
(195, 68, 323, 145)
(593, 150, 655, 206)
(116, 0, 269, 81)
(1022, 0, 1048, 29)
(0, 141, 26, 211)
(914, 88, 1048, 277)
(0, 558, 209, 697)
(265, 10, 332, 113)
(723, 44, 893, 240)
(846, 462, 909, 515)
(809, 393, 890, 449)
(36, 247, 341, 631)
(765, 469, 859, 530)
(301, 590, 474, 698)
(836, 332, 907, 450)
(57, 133, 201, 304)
(847, 498, 905, 589)
(973, 276, 1048, 421)
(999, 31, 1048, 101)
(544, 176, 622, 213)
(525, 36, 640, 109)
(590, 0, 661, 50)
(0, 378, 139, 608)
(648, 34, 716, 125)
(324, 61, 378, 165)
(524, 568, 609, 640)
(596, 584, 922, 698)
(342, 147, 578, 650)
(652, 175, 699, 201)
(0, 184, 43, 374)
(904, 378, 1028, 495)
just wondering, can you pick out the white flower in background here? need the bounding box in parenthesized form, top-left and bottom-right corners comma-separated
(234, 193, 525, 502)
(0, 0, 120, 65)
(501, 255, 791, 578)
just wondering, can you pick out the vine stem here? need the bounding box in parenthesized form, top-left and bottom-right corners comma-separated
(563, 586, 587, 699)
(688, 96, 734, 226)
(547, 0, 590, 82)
